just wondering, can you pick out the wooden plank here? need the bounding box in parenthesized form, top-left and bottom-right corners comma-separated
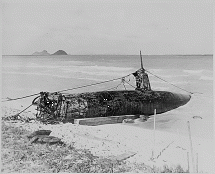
(74, 115, 139, 126)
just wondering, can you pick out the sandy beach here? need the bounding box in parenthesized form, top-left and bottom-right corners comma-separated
(2, 102, 214, 173)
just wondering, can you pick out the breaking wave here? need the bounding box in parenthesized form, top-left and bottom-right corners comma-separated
(199, 76, 213, 81)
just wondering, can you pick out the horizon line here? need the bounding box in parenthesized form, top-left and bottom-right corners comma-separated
(2, 54, 213, 56)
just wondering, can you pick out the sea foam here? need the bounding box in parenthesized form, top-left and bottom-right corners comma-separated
(199, 76, 213, 81)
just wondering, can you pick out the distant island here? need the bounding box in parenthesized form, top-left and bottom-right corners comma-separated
(32, 50, 50, 56)
(32, 50, 68, 56)
(52, 50, 68, 55)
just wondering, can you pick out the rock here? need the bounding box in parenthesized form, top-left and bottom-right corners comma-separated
(36, 135, 62, 144)
(32, 50, 50, 56)
(193, 116, 202, 119)
(29, 136, 39, 144)
(52, 50, 68, 55)
(134, 116, 148, 123)
(140, 115, 148, 121)
(123, 119, 134, 123)
(27, 130, 52, 139)
(28, 134, 62, 144)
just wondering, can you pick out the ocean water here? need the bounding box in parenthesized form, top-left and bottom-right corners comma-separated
(2, 55, 212, 96)
(2, 55, 213, 138)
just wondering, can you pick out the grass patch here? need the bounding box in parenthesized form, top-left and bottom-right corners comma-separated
(1, 121, 131, 173)
(151, 164, 188, 173)
(1, 120, 188, 173)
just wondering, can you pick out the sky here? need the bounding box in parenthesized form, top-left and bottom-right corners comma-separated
(2, 0, 213, 55)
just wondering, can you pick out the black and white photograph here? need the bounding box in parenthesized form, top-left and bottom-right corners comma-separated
(1, 0, 213, 173)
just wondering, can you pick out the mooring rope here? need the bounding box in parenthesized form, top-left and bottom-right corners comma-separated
(124, 80, 136, 89)
(15, 104, 34, 116)
(2, 93, 40, 102)
(53, 73, 132, 93)
(2, 65, 205, 103)
(145, 69, 196, 95)
(106, 82, 123, 91)
(5, 103, 34, 121)
(1, 74, 132, 102)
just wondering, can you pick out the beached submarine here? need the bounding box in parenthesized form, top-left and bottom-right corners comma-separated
(32, 53, 191, 123)
(33, 89, 191, 122)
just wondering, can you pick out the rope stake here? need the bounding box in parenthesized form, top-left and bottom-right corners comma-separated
(5, 104, 33, 121)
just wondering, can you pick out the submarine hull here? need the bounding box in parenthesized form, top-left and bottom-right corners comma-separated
(34, 90, 191, 121)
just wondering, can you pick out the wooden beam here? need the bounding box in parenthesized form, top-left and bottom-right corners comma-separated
(74, 115, 139, 126)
